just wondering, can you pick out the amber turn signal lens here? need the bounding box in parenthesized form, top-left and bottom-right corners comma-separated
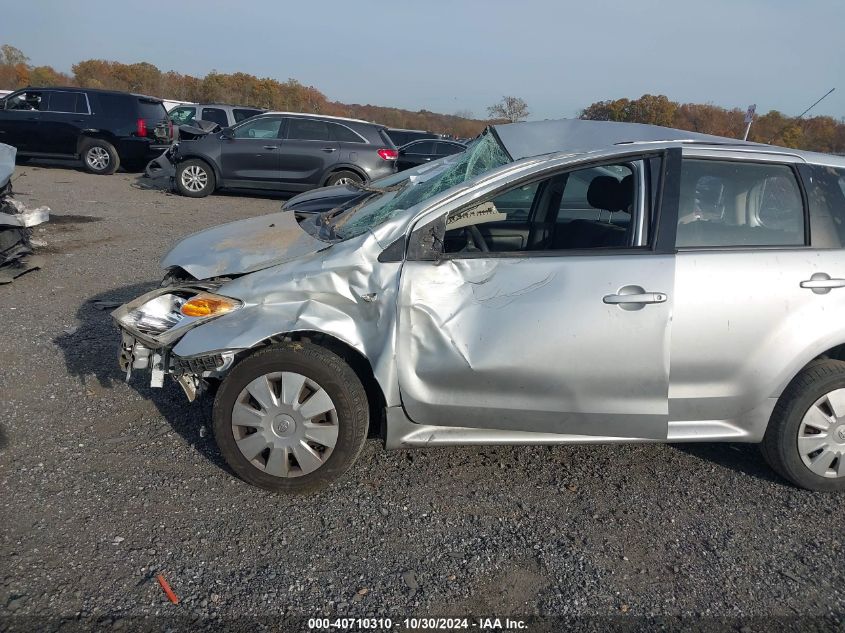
(180, 294, 238, 318)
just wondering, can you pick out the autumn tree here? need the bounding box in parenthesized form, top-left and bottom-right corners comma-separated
(487, 96, 529, 123)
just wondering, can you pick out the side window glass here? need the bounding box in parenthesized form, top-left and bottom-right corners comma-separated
(442, 161, 644, 255)
(5, 91, 45, 111)
(286, 118, 331, 141)
(436, 142, 464, 156)
(233, 117, 282, 139)
(443, 182, 540, 254)
(408, 141, 436, 154)
(233, 108, 260, 123)
(329, 123, 364, 143)
(803, 165, 845, 248)
(48, 91, 88, 114)
(169, 107, 196, 125)
(677, 160, 805, 248)
(200, 107, 228, 127)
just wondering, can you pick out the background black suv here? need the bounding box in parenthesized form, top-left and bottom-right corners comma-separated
(171, 112, 398, 197)
(0, 87, 172, 174)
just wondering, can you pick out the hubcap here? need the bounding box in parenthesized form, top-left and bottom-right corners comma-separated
(181, 165, 208, 192)
(86, 147, 110, 170)
(335, 177, 356, 185)
(231, 372, 338, 478)
(798, 388, 845, 478)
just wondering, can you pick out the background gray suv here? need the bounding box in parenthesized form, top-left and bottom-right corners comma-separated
(171, 112, 398, 197)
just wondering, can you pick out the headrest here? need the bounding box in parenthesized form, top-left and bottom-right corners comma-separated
(587, 176, 629, 212)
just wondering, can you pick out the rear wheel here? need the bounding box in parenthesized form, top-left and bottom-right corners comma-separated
(762, 359, 845, 491)
(81, 139, 119, 175)
(325, 170, 363, 187)
(212, 342, 369, 493)
(176, 159, 215, 197)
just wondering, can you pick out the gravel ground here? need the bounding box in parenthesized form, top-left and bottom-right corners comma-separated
(0, 161, 843, 632)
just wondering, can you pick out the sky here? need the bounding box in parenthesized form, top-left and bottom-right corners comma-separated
(2, 0, 844, 120)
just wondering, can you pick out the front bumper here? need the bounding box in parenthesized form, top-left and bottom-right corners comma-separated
(112, 284, 236, 400)
(145, 145, 177, 179)
(117, 328, 234, 401)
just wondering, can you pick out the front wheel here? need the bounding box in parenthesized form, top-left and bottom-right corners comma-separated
(212, 342, 369, 493)
(175, 159, 216, 197)
(762, 359, 845, 491)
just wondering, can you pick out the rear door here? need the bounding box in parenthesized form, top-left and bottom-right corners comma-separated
(0, 90, 47, 152)
(37, 90, 91, 155)
(279, 118, 339, 187)
(666, 149, 845, 442)
(220, 116, 284, 186)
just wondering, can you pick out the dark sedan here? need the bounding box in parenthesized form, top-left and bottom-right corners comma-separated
(396, 139, 465, 171)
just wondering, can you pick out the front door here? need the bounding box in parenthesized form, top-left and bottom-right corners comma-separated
(396, 155, 676, 440)
(0, 90, 47, 152)
(220, 116, 284, 186)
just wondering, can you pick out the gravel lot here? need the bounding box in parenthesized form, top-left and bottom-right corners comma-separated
(1, 162, 843, 631)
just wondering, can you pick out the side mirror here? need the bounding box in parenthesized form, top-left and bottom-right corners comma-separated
(220, 127, 234, 139)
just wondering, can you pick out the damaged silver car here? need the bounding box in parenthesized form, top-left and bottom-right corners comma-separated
(114, 119, 845, 493)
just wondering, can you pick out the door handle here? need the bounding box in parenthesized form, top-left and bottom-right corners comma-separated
(800, 273, 845, 294)
(603, 292, 668, 305)
(321, 147, 337, 153)
(263, 145, 278, 150)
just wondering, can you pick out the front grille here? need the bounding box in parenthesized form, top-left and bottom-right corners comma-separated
(172, 354, 224, 375)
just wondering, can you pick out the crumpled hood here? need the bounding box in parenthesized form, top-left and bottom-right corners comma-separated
(283, 183, 365, 214)
(161, 210, 330, 280)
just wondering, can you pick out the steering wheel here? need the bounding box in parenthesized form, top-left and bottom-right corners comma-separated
(465, 225, 490, 252)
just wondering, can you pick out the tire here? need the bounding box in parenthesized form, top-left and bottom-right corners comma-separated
(175, 159, 216, 197)
(14, 155, 31, 165)
(212, 342, 369, 493)
(80, 139, 119, 175)
(762, 359, 845, 491)
(325, 170, 364, 187)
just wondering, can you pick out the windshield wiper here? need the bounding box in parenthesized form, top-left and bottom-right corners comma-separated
(347, 181, 406, 194)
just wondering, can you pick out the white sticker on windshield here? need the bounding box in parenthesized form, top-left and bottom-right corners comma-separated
(447, 202, 508, 230)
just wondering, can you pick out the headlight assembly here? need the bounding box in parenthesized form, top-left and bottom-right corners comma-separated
(120, 291, 242, 338)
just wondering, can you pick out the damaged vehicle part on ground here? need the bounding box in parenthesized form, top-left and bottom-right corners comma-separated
(114, 119, 845, 493)
(0, 143, 49, 283)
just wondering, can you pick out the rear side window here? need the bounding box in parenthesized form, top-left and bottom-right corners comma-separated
(233, 108, 261, 123)
(801, 164, 845, 248)
(407, 141, 437, 154)
(436, 142, 464, 155)
(47, 91, 88, 114)
(200, 107, 228, 126)
(676, 159, 805, 248)
(286, 118, 330, 141)
(329, 123, 364, 143)
(96, 93, 132, 115)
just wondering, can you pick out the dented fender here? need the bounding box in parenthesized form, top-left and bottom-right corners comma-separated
(171, 233, 403, 405)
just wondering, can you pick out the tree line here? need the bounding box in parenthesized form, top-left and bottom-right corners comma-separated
(0, 45, 487, 138)
(1, 45, 842, 152)
(580, 94, 845, 154)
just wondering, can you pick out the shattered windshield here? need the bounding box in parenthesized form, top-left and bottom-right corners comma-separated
(331, 132, 511, 240)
